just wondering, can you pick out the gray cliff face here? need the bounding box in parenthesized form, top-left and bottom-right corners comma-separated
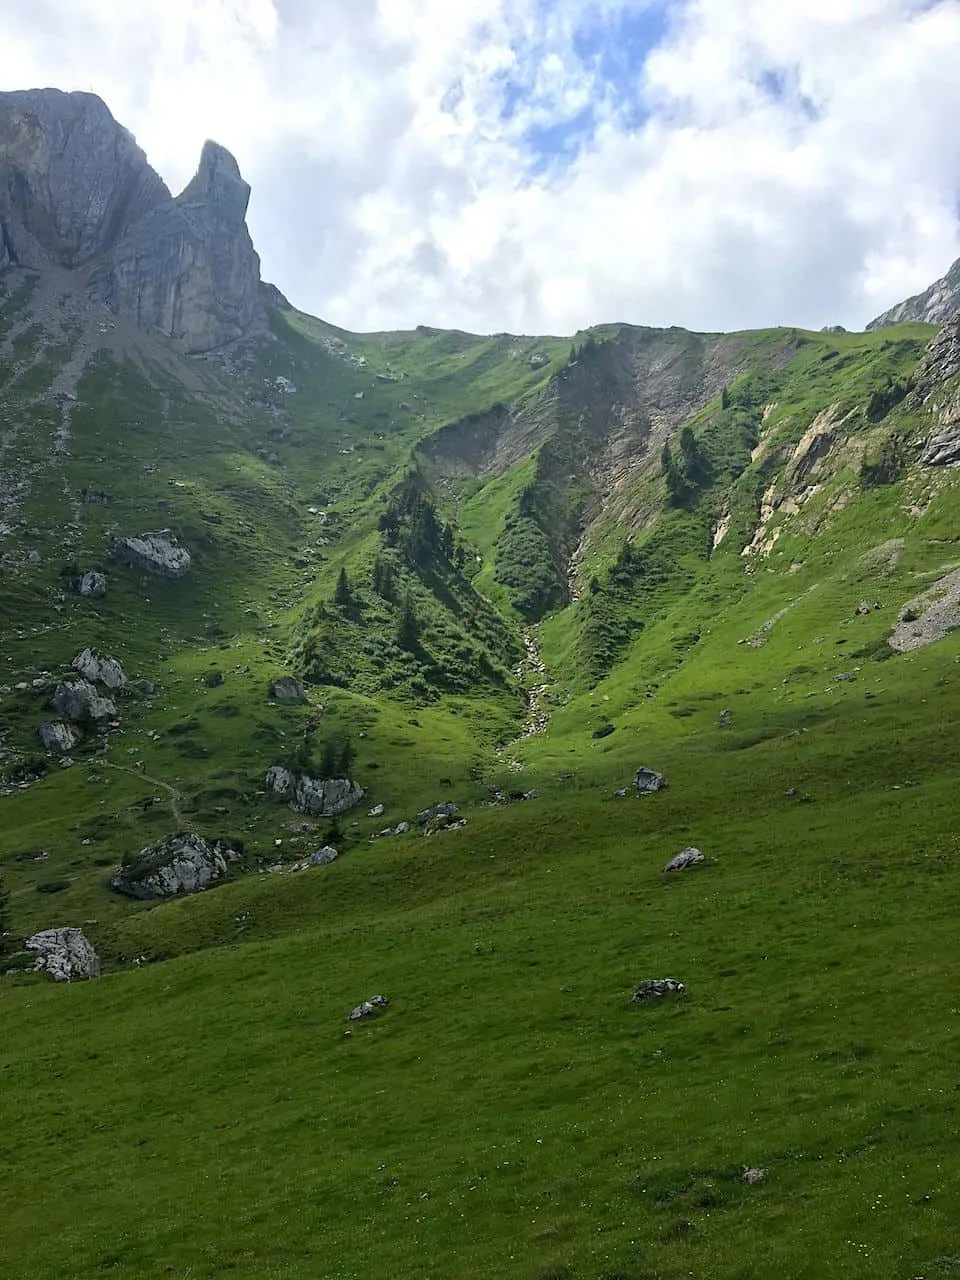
(0, 89, 169, 269)
(867, 256, 960, 330)
(93, 141, 263, 352)
(0, 90, 264, 352)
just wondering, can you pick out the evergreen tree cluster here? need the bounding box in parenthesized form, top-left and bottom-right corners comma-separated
(377, 487, 459, 570)
(661, 425, 709, 506)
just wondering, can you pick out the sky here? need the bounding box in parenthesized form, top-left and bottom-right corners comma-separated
(2, 0, 960, 336)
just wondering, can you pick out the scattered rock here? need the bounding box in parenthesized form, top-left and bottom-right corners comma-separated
(664, 847, 704, 873)
(78, 570, 106, 598)
(417, 801, 460, 826)
(634, 767, 666, 793)
(614, 788, 628, 798)
(270, 676, 306, 703)
(631, 978, 685, 1003)
(855, 600, 871, 616)
(25, 927, 100, 981)
(741, 1167, 767, 1185)
(348, 994, 388, 1021)
(51, 679, 117, 722)
(129, 678, 155, 697)
(73, 647, 126, 689)
(37, 721, 80, 753)
(110, 833, 239, 899)
(265, 766, 364, 816)
(309, 846, 339, 867)
(111, 529, 191, 579)
(368, 803, 385, 817)
(717, 708, 733, 728)
(889, 567, 960, 652)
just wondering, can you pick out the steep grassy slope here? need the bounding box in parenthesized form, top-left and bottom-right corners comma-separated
(3, 267, 960, 1279)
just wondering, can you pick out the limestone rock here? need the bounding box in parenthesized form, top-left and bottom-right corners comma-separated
(91, 140, 262, 353)
(631, 978, 685, 1003)
(868, 255, 960, 330)
(664, 847, 704, 873)
(78, 571, 107, 598)
(922, 424, 960, 467)
(348, 995, 388, 1021)
(73, 647, 126, 689)
(110, 833, 239, 900)
(51, 679, 117, 722)
(0, 89, 168, 269)
(25, 927, 100, 981)
(111, 529, 191, 578)
(37, 721, 80, 753)
(417, 801, 460, 826)
(634, 767, 666, 793)
(0, 91, 264, 350)
(309, 846, 339, 867)
(266, 766, 364, 816)
(270, 676, 306, 704)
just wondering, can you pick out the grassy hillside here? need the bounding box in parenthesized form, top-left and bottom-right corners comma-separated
(2, 271, 960, 1279)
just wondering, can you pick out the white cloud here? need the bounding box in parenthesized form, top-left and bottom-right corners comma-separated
(0, 0, 959, 333)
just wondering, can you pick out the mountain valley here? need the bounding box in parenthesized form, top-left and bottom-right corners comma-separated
(2, 90, 960, 1280)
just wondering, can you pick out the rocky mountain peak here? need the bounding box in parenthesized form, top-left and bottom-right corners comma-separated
(0, 88, 169, 270)
(180, 140, 250, 216)
(0, 88, 265, 353)
(867, 253, 960, 330)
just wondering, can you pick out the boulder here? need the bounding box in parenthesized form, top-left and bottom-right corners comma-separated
(634, 767, 666, 793)
(348, 994, 388, 1021)
(368, 803, 385, 818)
(309, 846, 339, 867)
(111, 529, 191, 579)
(129, 678, 155, 697)
(37, 721, 80, 753)
(110, 833, 239, 899)
(265, 766, 364, 816)
(51, 679, 117, 722)
(416, 801, 460, 826)
(270, 676, 306, 704)
(631, 978, 685, 1003)
(25, 927, 100, 981)
(73, 647, 126, 689)
(78, 571, 106, 598)
(664, 847, 704, 873)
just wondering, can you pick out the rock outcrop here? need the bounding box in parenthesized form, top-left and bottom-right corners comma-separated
(309, 846, 339, 867)
(269, 676, 306, 704)
(0, 89, 264, 352)
(110, 833, 239, 899)
(664, 847, 704, 873)
(0, 89, 168, 269)
(868, 255, 960, 330)
(266, 766, 364, 816)
(348, 995, 388, 1021)
(73, 647, 126, 689)
(92, 141, 263, 352)
(51, 679, 116, 722)
(634, 767, 666, 793)
(111, 529, 191, 578)
(631, 978, 685, 1003)
(25, 927, 100, 981)
(37, 721, 80, 752)
(416, 801, 460, 826)
(78, 571, 107, 598)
